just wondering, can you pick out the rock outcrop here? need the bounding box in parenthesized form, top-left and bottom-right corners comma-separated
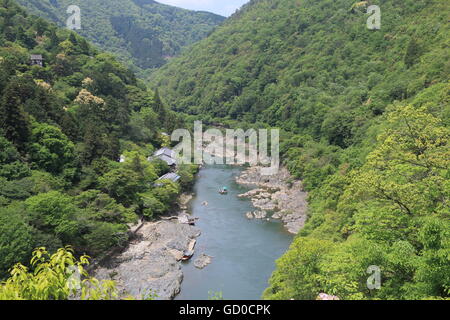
(194, 254, 213, 269)
(94, 221, 200, 300)
(237, 167, 308, 234)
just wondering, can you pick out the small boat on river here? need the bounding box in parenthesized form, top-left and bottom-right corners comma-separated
(182, 250, 195, 261)
(219, 187, 228, 195)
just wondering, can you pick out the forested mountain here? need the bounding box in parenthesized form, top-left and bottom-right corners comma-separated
(0, 0, 197, 279)
(15, 0, 225, 77)
(152, 0, 450, 300)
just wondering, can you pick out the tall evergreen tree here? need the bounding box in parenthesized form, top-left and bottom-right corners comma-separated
(404, 39, 421, 68)
(0, 79, 31, 150)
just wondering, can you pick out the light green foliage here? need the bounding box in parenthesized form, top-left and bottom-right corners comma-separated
(75, 190, 137, 225)
(0, 247, 120, 300)
(347, 106, 449, 217)
(98, 168, 144, 207)
(177, 164, 199, 190)
(122, 151, 158, 183)
(29, 122, 76, 175)
(267, 106, 450, 300)
(140, 192, 165, 219)
(25, 191, 80, 243)
(263, 238, 334, 300)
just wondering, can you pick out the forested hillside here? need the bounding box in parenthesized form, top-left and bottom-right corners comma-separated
(16, 0, 225, 77)
(151, 0, 450, 300)
(0, 0, 197, 278)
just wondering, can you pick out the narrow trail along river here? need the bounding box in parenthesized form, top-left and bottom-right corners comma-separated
(175, 165, 293, 300)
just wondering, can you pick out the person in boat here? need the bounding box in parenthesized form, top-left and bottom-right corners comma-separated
(220, 187, 228, 194)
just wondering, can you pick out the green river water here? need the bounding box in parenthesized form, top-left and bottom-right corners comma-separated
(175, 165, 293, 300)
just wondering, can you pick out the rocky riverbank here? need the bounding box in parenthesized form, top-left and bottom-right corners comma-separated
(236, 166, 308, 234)
(93, 194, 200, 300)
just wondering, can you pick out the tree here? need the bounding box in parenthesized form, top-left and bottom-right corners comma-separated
(0, 247, 119, 300)
(177, 164, 198, 190)
(263, 237, 334, 300)
(0, 135, 30, 180)
(140, 192, 165, 218)
(404, 39, 421, 68)
(75, 189, 136, 224)
(0, 205, 34, 276)
(346, 105, 450, 218)
(152, 89, 167, 125)
(28, 123, 76, 175)
(98, 168, 144, 207)
(25, 191, 80, 244)
(0, 77, 31, 150)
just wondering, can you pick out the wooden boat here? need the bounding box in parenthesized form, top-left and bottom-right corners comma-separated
(219, 187, 228, 195)
(182, 250, 194, 261)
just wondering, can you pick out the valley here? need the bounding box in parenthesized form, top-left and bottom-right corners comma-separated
(0, 0, 448, 301)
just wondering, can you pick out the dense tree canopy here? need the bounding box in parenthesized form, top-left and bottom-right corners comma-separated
(0, 0, 191, 280)
(16, 0, 225, 77)
(151, 0, 450, 300)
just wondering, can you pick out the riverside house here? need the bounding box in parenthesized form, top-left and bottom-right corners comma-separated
(30, 54, 43, 67)
(154, 172, 181, 187)
(150, 147, 178, 167)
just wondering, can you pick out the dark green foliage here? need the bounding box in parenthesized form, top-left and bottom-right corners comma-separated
(152, 0, 448, 143)
(0, 77, 32, 150)
(0, 0, 185, 275)
(16, 0, 225, 76)
(404, 38, 421, 68)
(0, 205, 34, 276)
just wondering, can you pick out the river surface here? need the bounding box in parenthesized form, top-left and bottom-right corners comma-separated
(175, 165, 293, 300)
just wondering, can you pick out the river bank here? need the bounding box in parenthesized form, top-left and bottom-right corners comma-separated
(93, 194, 200, 300)
(236, 166, 308, 234)
(175, 165, 294, 300)
(92, 130, 307, 299)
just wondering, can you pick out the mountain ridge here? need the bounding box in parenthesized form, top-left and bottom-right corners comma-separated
(16, 0, 225, 76)
(150, 0, 450, 300)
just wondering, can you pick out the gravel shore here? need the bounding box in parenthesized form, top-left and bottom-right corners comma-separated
(93, 195, 200, 300)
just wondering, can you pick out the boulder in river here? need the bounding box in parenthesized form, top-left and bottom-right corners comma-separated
(194, 254, 213, 269)
(253, 211, 268, 219)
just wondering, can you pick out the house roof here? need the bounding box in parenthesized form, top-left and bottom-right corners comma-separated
(30, 54, 43, 60)
(154, 147, 175, 158)
(156, 172, 181, 183)
(150, 148, 177, 166)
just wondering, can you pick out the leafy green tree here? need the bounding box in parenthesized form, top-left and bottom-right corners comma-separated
(404, 39, 421, 68)
(177, 164, 198, 190)
(0, 205, 34, 276)
(140, 192, 165, 218)
(0, 247, 120, 300)
(25, 191, 80, 244)
(29, 123, 76, 175)
(264, 238, 334, 300)
(75, 189, 137, 224)
(346, 106, 449, 218)
(98, 168, 144, 207)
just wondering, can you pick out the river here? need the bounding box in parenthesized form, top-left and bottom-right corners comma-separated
(175, 165, 293, 300)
